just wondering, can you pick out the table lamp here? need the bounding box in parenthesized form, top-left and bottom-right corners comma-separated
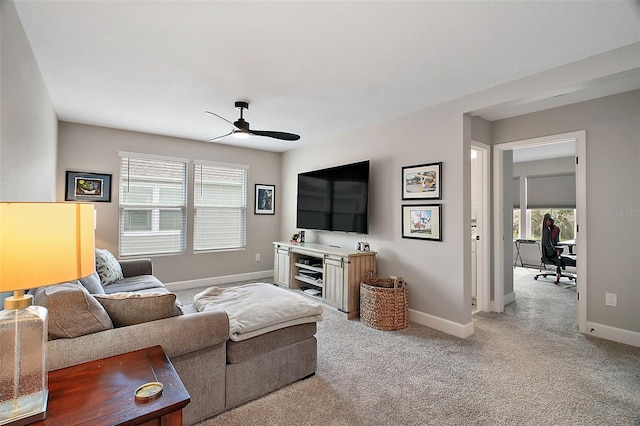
(0, 203, 95, 425)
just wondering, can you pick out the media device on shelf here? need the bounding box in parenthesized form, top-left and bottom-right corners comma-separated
(296, 160, 370, 234)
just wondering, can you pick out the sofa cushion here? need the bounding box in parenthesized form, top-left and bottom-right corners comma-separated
(79, 271, 105, 295)
(94, 292, 182, 327)
(102, 275, 165, 294)
(95, 248, 124, 286)
(32, 281, 113, 340)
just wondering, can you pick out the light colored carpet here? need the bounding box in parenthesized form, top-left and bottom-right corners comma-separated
(176, 269, 640, 426)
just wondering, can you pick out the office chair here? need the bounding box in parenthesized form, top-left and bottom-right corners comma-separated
(534, 214, 577, 285)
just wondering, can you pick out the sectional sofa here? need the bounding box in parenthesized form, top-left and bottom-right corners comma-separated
(35, 257, 318, 425)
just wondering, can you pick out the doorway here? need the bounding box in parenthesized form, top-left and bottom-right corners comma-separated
(492, 130, 587, 332)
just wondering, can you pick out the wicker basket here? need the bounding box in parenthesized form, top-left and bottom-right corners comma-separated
(360, 273, 409, 331)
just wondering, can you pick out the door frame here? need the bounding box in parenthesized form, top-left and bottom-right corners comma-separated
(471, 141, 491, 313)
(492, 130, 586, 333)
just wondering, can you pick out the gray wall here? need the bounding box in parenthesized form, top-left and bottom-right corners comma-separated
(513, 157, 575, 179)
(0, 0, 57, 201)
(0, 1, 58, 307)
(493, 90, 640, 333)
(57, 122, 282, 284)
(279, 45, 640, 338)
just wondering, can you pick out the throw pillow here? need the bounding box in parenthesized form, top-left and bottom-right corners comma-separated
(95, 248, 124, 286)
(79, 271, 105, 295)
(32, 281, 113, 340)
(94, 292, 182, 327)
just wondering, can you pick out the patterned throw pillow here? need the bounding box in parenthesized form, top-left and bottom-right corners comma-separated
(95, 248, 124, 286)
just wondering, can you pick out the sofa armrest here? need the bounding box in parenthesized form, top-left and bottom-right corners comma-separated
(119, 258, 153, 277)
(47, 310, 229, 371)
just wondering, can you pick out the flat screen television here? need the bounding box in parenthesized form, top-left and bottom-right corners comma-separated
(296, 160, 369, 234)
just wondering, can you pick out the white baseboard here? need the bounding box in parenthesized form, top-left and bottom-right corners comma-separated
(409, 309, 474, 339)
(585, 321, 640, 348)
(165, 270, 273, 291)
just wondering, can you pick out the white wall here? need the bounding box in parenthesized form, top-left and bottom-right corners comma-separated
(280, 44, 640, 338)
(57, 122, 282, 285)
(0, 0, 57, 201)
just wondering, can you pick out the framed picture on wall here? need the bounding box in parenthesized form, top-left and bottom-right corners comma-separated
(254, 184, 275, 215)
(401, 204, 442, 241)
(402, 162, 442, 200)
(65, 171, 112, 202)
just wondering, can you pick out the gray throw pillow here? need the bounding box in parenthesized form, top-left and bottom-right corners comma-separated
(32, 281, 113, 340)
(79, 271, 105, 295)
(94, 292, 182, 327)
(95, 248, 124, 286)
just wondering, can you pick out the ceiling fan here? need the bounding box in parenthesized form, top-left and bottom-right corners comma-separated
(205, 101, 300, 142)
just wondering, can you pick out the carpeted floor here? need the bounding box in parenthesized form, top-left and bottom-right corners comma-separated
(176, 268, 640, 426)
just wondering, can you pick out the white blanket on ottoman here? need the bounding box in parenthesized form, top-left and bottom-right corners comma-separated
(193, 283, 323, 341)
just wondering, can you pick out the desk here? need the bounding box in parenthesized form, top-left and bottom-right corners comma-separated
(31, 346, 190, 426)
(558, 239, 576, 255)
(514, 239, 542, 268)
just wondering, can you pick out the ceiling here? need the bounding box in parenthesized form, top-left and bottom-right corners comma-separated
(13, 1, 640, 153)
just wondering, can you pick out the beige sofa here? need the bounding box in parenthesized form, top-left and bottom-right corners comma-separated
(43, 259, 318, 425)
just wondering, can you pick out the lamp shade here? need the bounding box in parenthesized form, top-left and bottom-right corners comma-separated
(0, 203, 96, 292)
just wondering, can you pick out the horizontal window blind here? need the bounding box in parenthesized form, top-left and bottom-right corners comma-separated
(513, 177, 520, 208)
(194, 162, 247, 251)
(119, 155, 187, 256)
(527, 173, 576, 209)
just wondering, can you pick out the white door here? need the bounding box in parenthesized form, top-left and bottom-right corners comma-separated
(471, 143, 490, 312)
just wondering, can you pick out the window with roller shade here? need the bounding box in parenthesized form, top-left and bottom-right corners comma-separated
(194, 161, 248, 251)
(526, 173, 576, 209)
(513, 173, 576, 240)
(119, 154, 187, 256)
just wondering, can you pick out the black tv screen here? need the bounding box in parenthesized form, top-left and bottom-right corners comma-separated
(296, 160, 369, 234)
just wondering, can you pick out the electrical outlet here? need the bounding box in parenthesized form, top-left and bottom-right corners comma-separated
(605, 292, 617, 307)
(255, 253, 261, 262)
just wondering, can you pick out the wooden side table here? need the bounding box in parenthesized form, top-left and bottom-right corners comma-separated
(31, 345, 190, 426)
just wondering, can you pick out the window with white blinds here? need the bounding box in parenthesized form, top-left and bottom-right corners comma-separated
(194, 161, 248, 251)
(119, 155, 187, 256)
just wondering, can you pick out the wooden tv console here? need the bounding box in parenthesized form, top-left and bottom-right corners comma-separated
(273, 241, 376, 319)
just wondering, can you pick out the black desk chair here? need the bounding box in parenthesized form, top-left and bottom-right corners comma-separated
(534, 245, 576, 285)
(533, 213, 577, 285)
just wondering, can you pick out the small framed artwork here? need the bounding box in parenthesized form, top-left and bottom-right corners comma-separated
(254, 184, 275, 215)
(65, 171, 112, 202)
(402, 162, 442, 200)
(402, 204, 442, 241)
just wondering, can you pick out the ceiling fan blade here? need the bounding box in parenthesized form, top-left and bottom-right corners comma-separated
(206, 128, 234, 142)
(205, 110, 237, 128)
(249, 129, 300, 141)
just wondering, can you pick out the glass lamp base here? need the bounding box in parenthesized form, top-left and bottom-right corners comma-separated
(0, 305, 48, 426)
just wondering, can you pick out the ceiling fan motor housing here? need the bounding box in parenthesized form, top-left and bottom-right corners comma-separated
(235, 101, 249, 110)
(234, 118, 250, 131)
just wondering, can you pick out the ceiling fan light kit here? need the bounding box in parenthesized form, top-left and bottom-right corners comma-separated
(205, 101, 300, 142)
(233, 132, 251, 139)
